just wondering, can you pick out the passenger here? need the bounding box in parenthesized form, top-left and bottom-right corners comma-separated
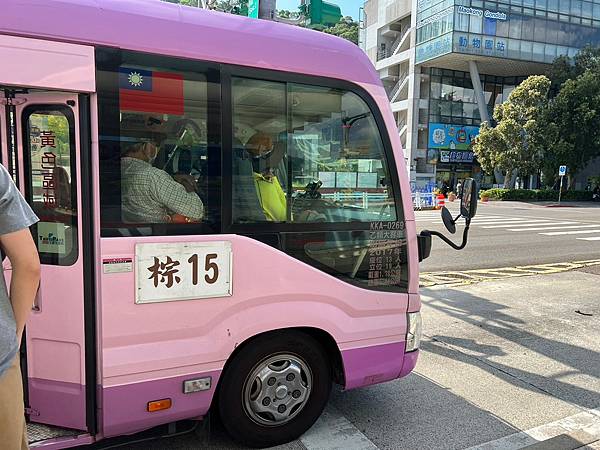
(121, 141, 204, 223)
(246, 132, 287, 222)
(0, 164, 40, 450)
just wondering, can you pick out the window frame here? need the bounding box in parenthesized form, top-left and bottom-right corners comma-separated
(221, 64, 406, 235)
(96, 47, 222, 237)
(22, 104, 79, 266)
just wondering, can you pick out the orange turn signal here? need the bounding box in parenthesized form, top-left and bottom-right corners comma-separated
(147, 398, 172, 412)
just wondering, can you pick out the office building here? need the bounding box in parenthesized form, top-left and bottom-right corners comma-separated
(360, 0, 600, 190)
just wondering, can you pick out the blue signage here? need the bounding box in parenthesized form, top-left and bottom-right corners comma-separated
(416, 34, 453, 64)
(429, 123, 480, 150)
(454, 33, 507, 57)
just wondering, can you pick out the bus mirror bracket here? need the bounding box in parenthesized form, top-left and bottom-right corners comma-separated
(418, 179, 478, 255)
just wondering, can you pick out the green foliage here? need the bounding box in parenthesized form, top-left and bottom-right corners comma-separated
(546, 45, 600, 95)
(479, 188, 593, 201)
(323, 17, 359, 45)
(543, 69, 600, 186)
(473, 76, 552, 188)
(277, 9, 302, 19)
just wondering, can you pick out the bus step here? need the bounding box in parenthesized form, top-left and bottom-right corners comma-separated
(27, 422, 79, 445)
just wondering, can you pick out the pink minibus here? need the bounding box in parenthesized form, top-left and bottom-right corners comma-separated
(0, 1, 476, 448)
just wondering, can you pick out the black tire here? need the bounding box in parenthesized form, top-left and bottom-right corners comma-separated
(217, 330, 332, 448)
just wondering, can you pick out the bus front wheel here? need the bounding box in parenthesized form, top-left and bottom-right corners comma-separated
(217, 330, 332, 448)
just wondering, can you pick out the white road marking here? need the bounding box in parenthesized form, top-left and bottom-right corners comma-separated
(541, 229, 600, 236)
(300, 405, 378, 450)
(508, 224, 600, 232)
(464, 219, 543, 225)
(483, 222, 577, 229)
(465, 407, 600, 450)
(577, 236, 600, 241)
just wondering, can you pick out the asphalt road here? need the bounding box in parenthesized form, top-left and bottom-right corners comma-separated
(417, 201, 600, 273)
(89, 266, 600, 450)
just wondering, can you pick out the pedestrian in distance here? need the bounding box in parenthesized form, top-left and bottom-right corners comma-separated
(0, 164, 41, 450)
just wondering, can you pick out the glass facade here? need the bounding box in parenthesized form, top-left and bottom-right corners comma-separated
(416, 0, 600, 63)
(424, 68, 528, 189)
(428, 68, 526, 125)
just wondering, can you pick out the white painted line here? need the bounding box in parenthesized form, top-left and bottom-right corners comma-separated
(541, 229, 600, 236)
(467, 219, 542, 226)
(577, 236, 600, 241)
(465, 407, 600, 450)
(508, 224, 600, 232)
(301, 405, 378, 450)
(471, 217, 523, 221)
(483, 222, 577, 229)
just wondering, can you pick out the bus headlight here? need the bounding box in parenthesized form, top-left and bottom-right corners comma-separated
(406, 311, 422, 352)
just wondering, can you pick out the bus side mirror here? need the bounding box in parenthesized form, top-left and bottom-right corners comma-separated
(417, 232, 432, 262)
(460, 178, 478, 220)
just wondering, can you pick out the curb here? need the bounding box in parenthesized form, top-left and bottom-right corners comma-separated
(420, 259, 600, 288)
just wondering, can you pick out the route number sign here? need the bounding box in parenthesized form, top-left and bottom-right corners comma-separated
(135, 241, 232, 304)
(559, 165, 567, 176)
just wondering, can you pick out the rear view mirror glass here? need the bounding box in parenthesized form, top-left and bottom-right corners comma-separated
(461, 178, 478, 219)
(442, 207, 456, 234)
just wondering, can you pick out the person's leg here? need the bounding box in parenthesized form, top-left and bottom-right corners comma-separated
(0, 356, 29, 450)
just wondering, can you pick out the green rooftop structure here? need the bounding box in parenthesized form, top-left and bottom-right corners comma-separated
(300, 0, 342, 28)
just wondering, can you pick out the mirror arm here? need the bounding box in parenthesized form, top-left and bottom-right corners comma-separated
(422, 219, 472, 251)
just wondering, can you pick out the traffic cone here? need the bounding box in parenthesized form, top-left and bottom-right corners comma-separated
(436, 194, 445, 210)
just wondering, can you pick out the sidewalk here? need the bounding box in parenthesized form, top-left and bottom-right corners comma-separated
(418, 268, 600, 450)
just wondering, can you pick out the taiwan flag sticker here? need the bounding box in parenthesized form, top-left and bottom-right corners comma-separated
(119, 67, 184, 116)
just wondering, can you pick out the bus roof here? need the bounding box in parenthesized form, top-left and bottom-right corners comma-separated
(0, 0, 381, 87)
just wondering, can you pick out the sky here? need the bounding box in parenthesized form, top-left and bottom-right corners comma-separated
(276, 0, 363, 20)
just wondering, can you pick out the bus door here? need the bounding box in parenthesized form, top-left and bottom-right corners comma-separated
(1, 91, 90, 431)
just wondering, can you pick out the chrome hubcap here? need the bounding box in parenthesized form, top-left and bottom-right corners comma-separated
(243, 354, 312, 426)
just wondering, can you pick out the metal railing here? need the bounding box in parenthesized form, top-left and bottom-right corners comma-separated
(389, 69, 409, 102)
(391, 27, 410, 56)
(376, 27, 411, 61)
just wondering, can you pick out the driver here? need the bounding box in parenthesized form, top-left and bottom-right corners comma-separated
(121, 141, 204, 223)
(246, 132, 287, 222)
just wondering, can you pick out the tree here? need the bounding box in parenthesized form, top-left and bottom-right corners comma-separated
(473, 76, 552, 188)
(323, 17, 359, 45)
(546, 45, 600, 95)
(544, 69, 600, 187)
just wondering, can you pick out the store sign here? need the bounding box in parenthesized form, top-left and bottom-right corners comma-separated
(416, 34, 452, 63)
(457, 6, 507, 21)
(454, 33, 507, 57)
(429, 123, 480, 150)
(440, 150, 475, 164)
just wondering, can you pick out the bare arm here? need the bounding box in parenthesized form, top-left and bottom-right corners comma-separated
(0, 228, 40, 341)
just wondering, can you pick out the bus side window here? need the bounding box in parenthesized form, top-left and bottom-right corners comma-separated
(23, 107, 78, 266)
(288, 84, 398, 223)
(97, 51, 221, 236)
(230, 78, 399, 225)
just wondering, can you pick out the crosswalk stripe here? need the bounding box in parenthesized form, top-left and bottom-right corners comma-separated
(577, 236, 600, 241)
(508, 224, 598, 231)
(463, 219, 540, 225)
(483, 221, 576, 229)
(541, 229, 600, 236)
